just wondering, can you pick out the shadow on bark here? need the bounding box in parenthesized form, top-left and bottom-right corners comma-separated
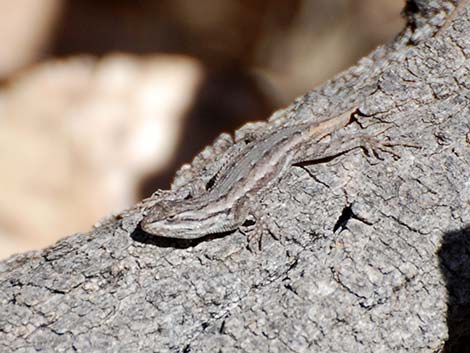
(438, 226, 470, 352)
(131, 224, 232, 249)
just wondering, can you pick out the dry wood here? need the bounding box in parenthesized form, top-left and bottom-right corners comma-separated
(1, 1, 469, 352)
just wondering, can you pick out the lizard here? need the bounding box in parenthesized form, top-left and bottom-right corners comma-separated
(140, 107, 405, 244)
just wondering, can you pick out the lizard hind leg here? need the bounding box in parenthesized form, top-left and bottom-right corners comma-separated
(292, 129, 420, 166)
(352, 130, 421, 162)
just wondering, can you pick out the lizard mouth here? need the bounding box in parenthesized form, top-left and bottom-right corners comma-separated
(139, 214, 159, 232)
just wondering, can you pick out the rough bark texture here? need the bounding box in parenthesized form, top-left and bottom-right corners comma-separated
(1, 1, 470, 352)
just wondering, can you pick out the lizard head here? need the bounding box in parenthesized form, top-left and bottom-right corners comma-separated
(140, 200, 187, 237)
(140, 199, 228, 239)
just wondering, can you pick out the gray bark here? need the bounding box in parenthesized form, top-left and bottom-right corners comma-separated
(1, 1, 470, 352)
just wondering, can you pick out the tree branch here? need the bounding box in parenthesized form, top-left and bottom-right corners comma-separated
(1, 1, 469, 352)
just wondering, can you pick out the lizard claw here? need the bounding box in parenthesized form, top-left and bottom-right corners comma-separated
(361, 135, 421, 162)
(241, 211, 282, 252)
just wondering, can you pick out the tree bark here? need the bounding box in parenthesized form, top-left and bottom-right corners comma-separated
(1, 1, 470, 352)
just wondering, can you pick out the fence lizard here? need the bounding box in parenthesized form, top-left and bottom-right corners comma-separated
(140, 107, 404, 244)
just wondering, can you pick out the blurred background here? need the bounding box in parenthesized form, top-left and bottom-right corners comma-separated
(0, 0, 403, 259)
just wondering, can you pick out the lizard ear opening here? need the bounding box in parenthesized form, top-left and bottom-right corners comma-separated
(205, 174, 217, 190)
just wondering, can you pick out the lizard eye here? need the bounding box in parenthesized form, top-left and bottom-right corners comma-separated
(167, 214, 177, 221)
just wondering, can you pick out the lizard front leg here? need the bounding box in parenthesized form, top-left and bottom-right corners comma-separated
(233, 194, 279, 251)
